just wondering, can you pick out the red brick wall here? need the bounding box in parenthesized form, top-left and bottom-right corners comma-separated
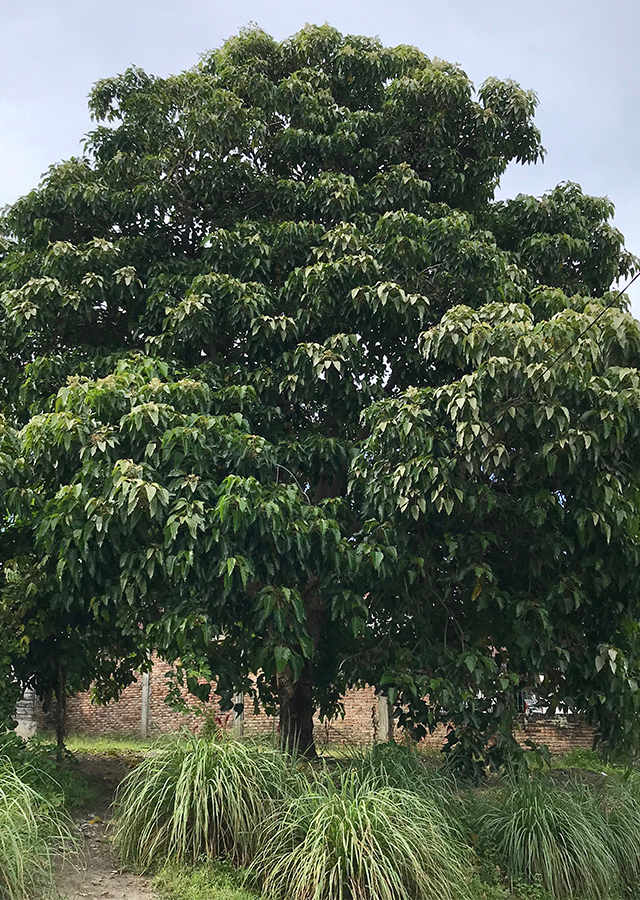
(63, 661, 382, 744)
(60, 660, 596, 752)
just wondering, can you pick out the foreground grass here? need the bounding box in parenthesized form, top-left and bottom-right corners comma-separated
(94, 733, 640, 900)
(153, 860, 258, 900)
(0, 758, 78, 900)
(113, 734, 304, 869)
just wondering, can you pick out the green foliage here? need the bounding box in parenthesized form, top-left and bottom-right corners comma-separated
(0, 759, 76, 900)
(113, 734, 304, 869)
(250, 766, 470, 900)
(469, 777, 617, 900)
(351, 294, 640, 757)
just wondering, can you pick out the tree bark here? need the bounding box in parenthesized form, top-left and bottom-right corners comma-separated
(56, 664, 67, 762)
(277, 576, 323, 757)
(278, 660, 316, 757)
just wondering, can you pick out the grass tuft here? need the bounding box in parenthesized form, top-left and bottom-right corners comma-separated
(250, 767, 470, 900)
(113, 733, 303, 870)
(599, 774, 640, 890)
(470, 776, 617, 900)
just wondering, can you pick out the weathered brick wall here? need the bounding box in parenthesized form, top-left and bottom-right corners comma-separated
(417, 715, 597, 753)
(517, 713, 596, 753)
(59, 660, 596, 752)
(64, 679, 144, 734)
(63, 660, 382, 744)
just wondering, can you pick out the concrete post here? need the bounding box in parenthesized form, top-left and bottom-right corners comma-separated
(141, 670, 151, 738)
(375, 693, 393, 742)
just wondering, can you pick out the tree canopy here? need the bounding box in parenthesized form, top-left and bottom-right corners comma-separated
(1, 24, 639, 759)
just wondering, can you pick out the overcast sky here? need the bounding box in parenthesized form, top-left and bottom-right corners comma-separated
(1, 0, 639, 313)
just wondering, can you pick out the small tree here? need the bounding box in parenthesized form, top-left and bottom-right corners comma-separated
(1, 26, 637, 756)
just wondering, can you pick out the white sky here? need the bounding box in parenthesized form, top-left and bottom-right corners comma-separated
(1, 0, 638, 314)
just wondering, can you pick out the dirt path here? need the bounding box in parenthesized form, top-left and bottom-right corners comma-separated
(55, 756, 158, 900)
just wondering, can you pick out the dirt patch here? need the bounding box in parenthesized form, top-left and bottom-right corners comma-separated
(56, 754, 158, 900)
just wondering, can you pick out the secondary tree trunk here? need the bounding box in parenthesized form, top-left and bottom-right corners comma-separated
(56, 664, 67, 762)
(277, 576, 323, 757)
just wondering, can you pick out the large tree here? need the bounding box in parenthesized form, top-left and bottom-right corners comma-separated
(1, 25, 638, 757)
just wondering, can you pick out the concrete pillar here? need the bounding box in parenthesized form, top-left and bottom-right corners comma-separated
(375, 693, 393, 742)
(141, 670, 151, 738)
(15, 688, 37, 740)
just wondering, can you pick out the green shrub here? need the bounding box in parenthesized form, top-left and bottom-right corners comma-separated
(113, 734, 303, 870)
(250, 767, 470, 900)
(0, 759, 76, 900)
(471, 777, 616, 900)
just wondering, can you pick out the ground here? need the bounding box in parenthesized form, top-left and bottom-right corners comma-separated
(55, 754, 158, 900)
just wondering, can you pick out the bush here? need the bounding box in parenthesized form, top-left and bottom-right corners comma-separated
(250, 767, 470, 900)
(113, 734, 303, 870)
(470, 776, 617, 900)
(0, 759, 76, 900)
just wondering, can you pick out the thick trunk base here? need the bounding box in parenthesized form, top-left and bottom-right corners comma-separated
(278, 662, 316, 758)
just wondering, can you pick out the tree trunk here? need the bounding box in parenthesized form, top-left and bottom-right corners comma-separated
(56, 664, 67, 762)
(278, 660, 316, 757)
(277, 576, 323, 757)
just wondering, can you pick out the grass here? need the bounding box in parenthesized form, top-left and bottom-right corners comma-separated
(0, 759, 77, 900)
(599, 774, 640, 891)
(469, 776, 617, 900)
(113, 733, 304, 870)
(549, 747, 631, 778)
(38, 730, 155, 755)
(250, 766, 470, 900)
(107, 733, 640, 900)
(153, 859, 258, 900)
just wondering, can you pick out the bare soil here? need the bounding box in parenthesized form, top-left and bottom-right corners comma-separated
(55, 755, 158, 900)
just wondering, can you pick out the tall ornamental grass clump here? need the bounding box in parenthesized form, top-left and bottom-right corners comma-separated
(0, 760, 75, 900)
(113, 734, 303, 870)
(599, 775, 640, 890)
(471, 777, 616, 900)
(250, 768, 470, 900)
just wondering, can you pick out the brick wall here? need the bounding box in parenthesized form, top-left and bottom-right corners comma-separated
(62, 660, 383, 744)
(58, 660, 596, 752)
